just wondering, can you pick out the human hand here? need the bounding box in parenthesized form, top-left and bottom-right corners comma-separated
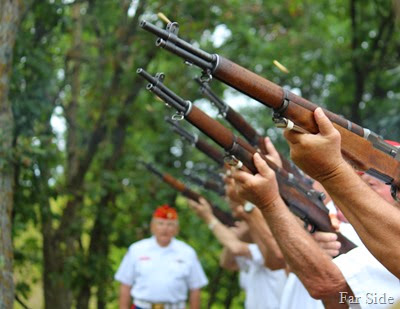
(232, 153, 280, 211)
(224, 174, 246, 207)
(264, 137, 282, 168)
(311, 231, 341, 258)
(284, 108, 346, 183)
(187, 197, 213, 222)
(230, 220, 249, 238)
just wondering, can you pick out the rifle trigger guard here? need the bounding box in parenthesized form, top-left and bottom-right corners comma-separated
(391, 184, 400, 202)
(304, 220, 316, 233)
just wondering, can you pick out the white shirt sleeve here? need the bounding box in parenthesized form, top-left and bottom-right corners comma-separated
(186, 254, 208, 290)
(114, 247, 136, 286)
(248, 243, 264, 266)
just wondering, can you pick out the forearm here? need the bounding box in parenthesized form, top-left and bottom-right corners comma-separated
(189, 289, 201, 309)
(119, 284, 132, 309)
(245, 208, 285, 269)
(259, 197, 350, 300)
(219, 247, 239, 271)
(320, 162, 400, 277)
(206, 215, 250, 257)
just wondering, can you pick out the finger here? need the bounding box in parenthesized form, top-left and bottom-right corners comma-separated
(199, 197, 210, 207)
(314, 107, 335, 136)
(312, 231, 338, 242)
(325, 249, 340, 257)
(283, 128, 304, 144)
(232, 170, 252, 183)
(265, 137, 279, 157)
(253, 153, 273, 177)
(318, 240, 341, 250)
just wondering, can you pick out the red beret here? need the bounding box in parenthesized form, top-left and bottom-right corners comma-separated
(153, 204, 178, 220)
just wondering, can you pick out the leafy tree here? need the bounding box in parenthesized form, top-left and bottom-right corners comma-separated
(7, 1, 400, 308)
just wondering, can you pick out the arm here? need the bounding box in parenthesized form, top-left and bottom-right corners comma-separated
(118, 284, 132, 309)
(188, 288, 201, 309)
(245, 138, 286, 269)
(233, 153, 352, 302)
(188, 198, 251, 257)
(219, 247, 239, 270)
(239, 205, 286, 270)
(226, 160, 285, 269)
(284, 107, 400, 278)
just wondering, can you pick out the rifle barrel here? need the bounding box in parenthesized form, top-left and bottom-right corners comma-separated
(142, 162, 235, 226)
(140, 20, 400, 189)
(139, 71, 355, 254)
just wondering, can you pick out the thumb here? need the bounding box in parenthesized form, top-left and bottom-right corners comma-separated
(198, 197, 207, 205)
(314, 107, 334, 136)
(253, 153, 272, 177)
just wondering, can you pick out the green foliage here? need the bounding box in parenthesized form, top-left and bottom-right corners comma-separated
(9, 0, 400, 308)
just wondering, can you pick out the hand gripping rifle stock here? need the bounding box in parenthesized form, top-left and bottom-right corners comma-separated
(140, 20, 400, 199)
(140, 161, 235, 227)
(165, 117, 225, 167)
(138, 69, 356, 255)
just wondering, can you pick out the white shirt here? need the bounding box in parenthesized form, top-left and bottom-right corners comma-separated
(114, 236, 208, 303)
(280, 273, 324, 309)
(279, 219, 362, 309)
(338, 222, 364, 247)
(333, 246, 400, 309)
(236, 244, 287, 309)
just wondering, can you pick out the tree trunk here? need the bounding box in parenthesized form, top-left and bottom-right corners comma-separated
(0, 1, 22, 308)
(76, 192, 116, 309)
(206, 266, 224, 308)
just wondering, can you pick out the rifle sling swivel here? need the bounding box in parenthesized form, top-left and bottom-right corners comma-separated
(273, 88, 290, 118)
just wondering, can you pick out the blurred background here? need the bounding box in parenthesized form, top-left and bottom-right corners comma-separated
(1, 0, 400, 308)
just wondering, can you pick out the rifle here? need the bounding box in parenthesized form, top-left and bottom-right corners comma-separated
(137, 69, 356, 255)
(183, 170, 225, 196)
(163, 118, 226, 195)
(194, 78, 311, 186)
(140, 20, 400, 198)
(191, 162, 225, 185)
(141, 161, 235, 227)
(165, 116, 225, 167)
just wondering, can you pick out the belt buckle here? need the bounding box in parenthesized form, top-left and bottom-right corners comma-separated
(151, 304, 164, 309)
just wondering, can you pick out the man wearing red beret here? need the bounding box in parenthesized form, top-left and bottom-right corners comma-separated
(115, 205, 208, 309)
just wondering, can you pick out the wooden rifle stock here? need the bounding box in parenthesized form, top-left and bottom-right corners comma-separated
(143, 162, 235, 227)
(214, 58, 400, 188)
(141, 20, 400, 192)
(139, 70, 356, 254)
(194, 138, 225, 167)
(198, 80, 311, 185)
(166, 117, 226, 166)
